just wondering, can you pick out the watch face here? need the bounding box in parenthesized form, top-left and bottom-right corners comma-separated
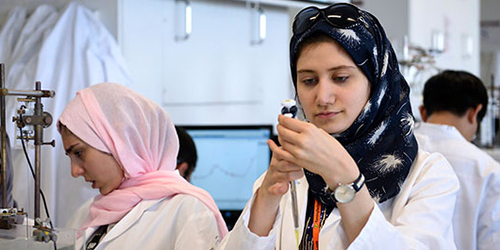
(334, 185, 356, 203)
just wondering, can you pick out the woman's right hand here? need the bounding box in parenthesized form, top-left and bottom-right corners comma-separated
(248, 139, 304, 236)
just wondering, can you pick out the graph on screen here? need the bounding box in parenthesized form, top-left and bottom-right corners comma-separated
(184, 125, 272, 210)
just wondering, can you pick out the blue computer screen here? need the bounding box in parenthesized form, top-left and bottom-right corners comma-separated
(184, 125, 272, 210)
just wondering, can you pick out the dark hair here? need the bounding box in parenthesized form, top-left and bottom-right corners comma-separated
(58, 121, 65, 131)
(175, 126, 197, 178)
(296, 32, 338, 68)
(422, 70, 488, 123)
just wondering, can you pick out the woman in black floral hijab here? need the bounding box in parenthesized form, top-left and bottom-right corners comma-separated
(219, 3, 459, 250)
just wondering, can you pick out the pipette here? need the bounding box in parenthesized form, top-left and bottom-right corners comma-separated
(280, 99, 300, 248)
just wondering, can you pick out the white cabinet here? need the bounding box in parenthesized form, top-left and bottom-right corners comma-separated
(119, 0, 294, 126)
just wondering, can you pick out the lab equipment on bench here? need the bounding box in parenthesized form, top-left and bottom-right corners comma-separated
(0, 63, 75, 249)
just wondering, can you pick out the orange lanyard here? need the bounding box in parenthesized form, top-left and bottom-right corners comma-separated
(312, 199, 322, 250)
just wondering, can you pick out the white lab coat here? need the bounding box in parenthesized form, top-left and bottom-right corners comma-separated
(415, 122, 500, 250)
(7, 5, 59, 94)
(67, 194, 222, 250)
(0, 6, 27, 68)
(218, 150, 459, 250)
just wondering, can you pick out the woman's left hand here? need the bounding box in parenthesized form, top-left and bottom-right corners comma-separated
(276, 115, 359, 186)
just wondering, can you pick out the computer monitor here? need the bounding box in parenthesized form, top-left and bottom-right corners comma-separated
(182, 125, 273, 228)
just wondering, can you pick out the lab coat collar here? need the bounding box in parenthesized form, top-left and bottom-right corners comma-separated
(415, 122, 467, 142)
(96, 197, 167, 245)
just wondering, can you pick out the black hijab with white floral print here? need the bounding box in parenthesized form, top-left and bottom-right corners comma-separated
(290, 8, 418, 205)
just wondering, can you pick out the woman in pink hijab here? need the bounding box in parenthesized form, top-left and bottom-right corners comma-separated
(58, 83, 227, 250)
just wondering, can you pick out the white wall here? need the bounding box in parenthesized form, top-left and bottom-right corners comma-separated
(362, 0, 409, 46)
(409, 0, 480, 75)
(119, 0, 293, 127)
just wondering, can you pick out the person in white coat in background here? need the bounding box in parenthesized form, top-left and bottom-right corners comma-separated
(218, 3, 459, 250)
(58, 83, 227, 250)
(415, 70, 500, 250)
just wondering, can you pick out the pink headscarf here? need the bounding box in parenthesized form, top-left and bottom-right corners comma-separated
(58, 83, 228, 237)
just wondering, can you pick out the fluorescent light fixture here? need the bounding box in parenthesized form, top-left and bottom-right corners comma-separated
(463, 34, 474, 58)
(186, 5, 192, 35)
(259, 11, 266, 40)
(430, 30, 445, 53)
(250, 5, 266, 45)
(175, 0, 191, 41)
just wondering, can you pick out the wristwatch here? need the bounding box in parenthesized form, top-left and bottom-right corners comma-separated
(326, 173, 365, 203)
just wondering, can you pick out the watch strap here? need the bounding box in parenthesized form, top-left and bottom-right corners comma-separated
(352, 173, 365, 192)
